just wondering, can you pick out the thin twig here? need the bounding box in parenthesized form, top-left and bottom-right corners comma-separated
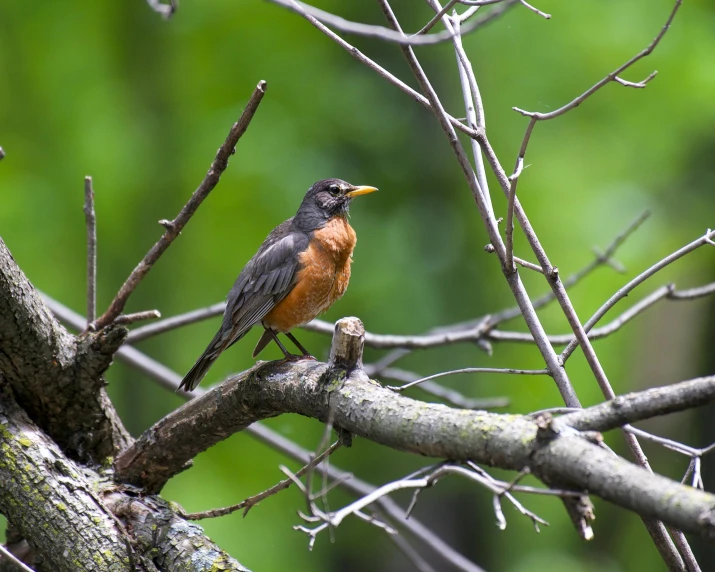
(268, 0, 493, 46)
(512, 0, 681, 121)
(127, 302, 225, 342)
(505, 123, 533, 274)
(614, 71, 659, 88)
(114, 310, 162, 325)
(305, 317, 493, 349)
(83, 176, 97, 325)
(669, 282, 715, 299)
(489, 281, 715, 345)
(183, 441, 342, 520)
(387, 367, 549, 392)
(371, 0, 687, 560)
(561, 229, 715, 362)
(89, 80, 267, 332)
(0, 544, 35, 572)
(413, 0, 461, 35)
(371, 367, 510, 409)
(518, 0, 550, 19)
(364, 213, 649, 373)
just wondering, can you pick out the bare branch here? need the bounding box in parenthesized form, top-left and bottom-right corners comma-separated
(387, 366, 549, 392)
(513, 0, 681, 120)
(108, 331, 715, 540)
(127, 302, 224, 342)
(114, 309, 161, 325)
(0, 243, 132, 464)
(413, 0, 461, 35)
(670, 282, 715, 299)
(83, 176, 97, 325)
(614, 71, 659, 88)
(89, 80, 267, 331)
(518, 0, 550, 19)
(371, 366, 509, 409)
(445, 10, 493, 217)
(561, 229, 715, 362)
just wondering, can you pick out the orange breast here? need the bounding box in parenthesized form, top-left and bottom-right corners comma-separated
(263, 217, 357, 333)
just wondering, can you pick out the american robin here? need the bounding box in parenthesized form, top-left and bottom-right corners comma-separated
(178, 178, 378, 391)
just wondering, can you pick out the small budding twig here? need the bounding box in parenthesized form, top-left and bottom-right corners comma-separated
(518, 0, 550, 19)
(114, 310, 162, 325)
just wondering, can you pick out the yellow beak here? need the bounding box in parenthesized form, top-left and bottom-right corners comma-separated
(345, 185, 378, 198)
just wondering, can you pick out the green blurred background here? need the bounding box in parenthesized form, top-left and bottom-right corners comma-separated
(1, 0, 715, 570)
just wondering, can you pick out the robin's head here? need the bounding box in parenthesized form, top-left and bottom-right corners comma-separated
(294, 178, 377, 230)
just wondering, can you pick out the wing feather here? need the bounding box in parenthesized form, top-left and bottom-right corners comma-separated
(218, 219, 309, 347)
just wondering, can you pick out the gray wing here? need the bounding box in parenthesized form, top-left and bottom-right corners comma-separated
(220, 219, 309, 348)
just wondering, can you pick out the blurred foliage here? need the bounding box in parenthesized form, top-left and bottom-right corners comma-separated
(1, 0, 715, 570)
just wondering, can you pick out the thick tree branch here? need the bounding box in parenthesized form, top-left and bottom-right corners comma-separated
(561, 376, 715, 433)
(0, 239, 131, 463)
(0, 383, 249, 571)
(104, 493, 250, 572)
(0, 386, 132, 571)
(114, 321, 715, 539)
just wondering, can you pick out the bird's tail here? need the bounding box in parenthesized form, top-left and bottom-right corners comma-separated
(178, 333, 223, 392)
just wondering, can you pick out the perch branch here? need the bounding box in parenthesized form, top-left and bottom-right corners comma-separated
(112, 319, 715, 539)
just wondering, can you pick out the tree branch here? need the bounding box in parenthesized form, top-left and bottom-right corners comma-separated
(113, 320, 715, 539)
(0, 386, 132, 571)
(560, 376, 715, 432)
(0, 239, 131, 463)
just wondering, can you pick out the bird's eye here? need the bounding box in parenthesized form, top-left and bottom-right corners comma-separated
(328, 184, 340, 196)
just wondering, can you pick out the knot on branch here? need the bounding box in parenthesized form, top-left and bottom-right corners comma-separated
(328, 317, 365, 373)
(534, 413, 559, 443)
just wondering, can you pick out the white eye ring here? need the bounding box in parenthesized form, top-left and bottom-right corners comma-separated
(329, 185, 340, 195)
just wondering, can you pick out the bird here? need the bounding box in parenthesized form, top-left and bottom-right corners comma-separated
(178, 178, 378, 391)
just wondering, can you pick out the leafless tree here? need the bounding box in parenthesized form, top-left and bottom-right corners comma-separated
(2, 1, 714, 570)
